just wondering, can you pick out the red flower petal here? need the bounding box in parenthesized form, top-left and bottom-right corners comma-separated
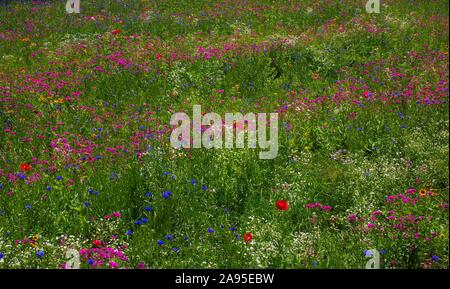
(244, 233, 253, 243)
(276, 200, 289, 211)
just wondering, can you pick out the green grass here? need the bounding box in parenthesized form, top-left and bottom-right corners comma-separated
(0, 0, 448, 269)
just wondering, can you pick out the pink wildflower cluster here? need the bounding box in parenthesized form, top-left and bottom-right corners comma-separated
(305, 202, 332, 212)
(79, 246, 129, 269)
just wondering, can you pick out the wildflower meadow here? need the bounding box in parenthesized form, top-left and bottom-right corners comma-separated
(0, 0, 448, 271)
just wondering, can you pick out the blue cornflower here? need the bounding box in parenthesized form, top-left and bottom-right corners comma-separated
(162, 191, 172, 199)
(141, 217, 148, 223)
(56, 175, 62, 181)
(201, 185, 207, 191)
(145, 206, 152, 211)
(0, 183, 3, 190)
(88, 189, 99, 196)
(88, 258, 94, 265)
(135, 220, 142, 226)
(380, 249, 387, 255)
(0, 252, 4, 259)
(46, 186, 52, 191)
(364, 250, 373, 257)
(157, 240, 165, 246)
(36, 250, 45, 258)
(183, 236, 189, 241)
(357, 127, 363, 132)
(25, 204, 32, 210)
(234, 233, 241, 240)
(312, 261, 318, 267)
(145, 192, 153, 197)
(191, 179, 197, 186)
(83, 202, 89, 207)
(126, 230, 133, 236)
(432, 255, 440, 262)
(18, 173, 27, 180)
(207, 228, 215, 233)
(165, 234, 173, 240)
(164, 171, 170, 176)
(230, 227, 237, 232)
(172, 247, 180, 253)
(401, 124, 407, 129)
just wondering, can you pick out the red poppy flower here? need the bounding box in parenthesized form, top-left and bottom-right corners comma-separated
(20, 163, 31, 172)
(244, 233, 253, 243)
(276, 200, 289, 211)
(93, 239, 102, 247)
(112, 29, 122, 35)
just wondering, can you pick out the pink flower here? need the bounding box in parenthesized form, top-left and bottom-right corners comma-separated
(320, 205, 332, 212)
(137, 262, 146, 269)
(112, 212, 121, 218)
(305, 202, 321, 209)
(406, 188, 416, 194)
(347, 214, 357, 223)
(109, 261, 118, 268)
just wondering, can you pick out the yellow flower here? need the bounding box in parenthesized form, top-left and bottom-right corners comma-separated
(419, 189, 427, 197)
(52, 98, 65, 104)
